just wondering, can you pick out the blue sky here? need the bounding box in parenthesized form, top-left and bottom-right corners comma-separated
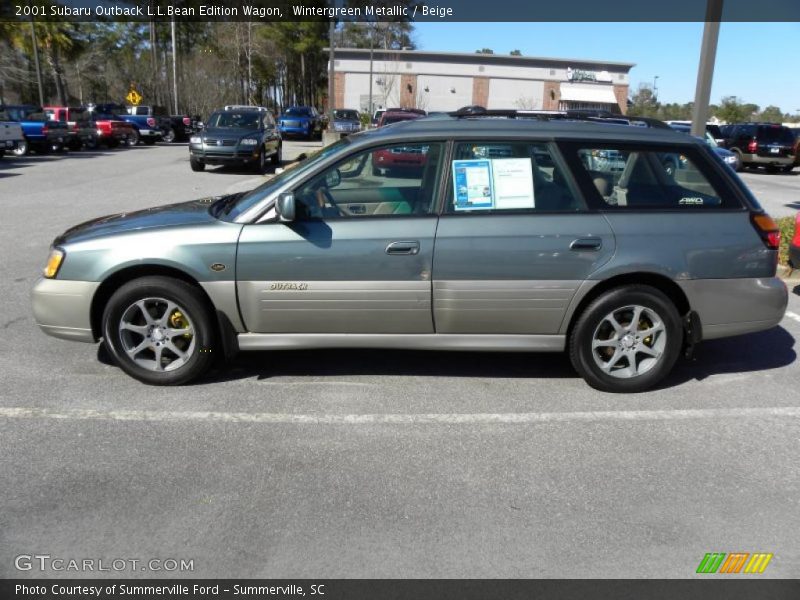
(413, 22, 800, 112)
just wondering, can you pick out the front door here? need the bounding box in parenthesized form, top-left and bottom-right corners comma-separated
(432, 140, 616, 334)
(236, 141, 445, 334)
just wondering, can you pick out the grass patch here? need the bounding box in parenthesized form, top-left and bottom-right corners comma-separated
(777, 216, 795, 266)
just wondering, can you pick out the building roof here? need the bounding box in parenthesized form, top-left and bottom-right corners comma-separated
(329, 47, 636, 72)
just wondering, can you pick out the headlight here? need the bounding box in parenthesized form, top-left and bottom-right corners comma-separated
(43, 248, 64, 279)
(240, 138, 258, 146)
(724, 155, 737, 164)
(189, 135, 202, 144)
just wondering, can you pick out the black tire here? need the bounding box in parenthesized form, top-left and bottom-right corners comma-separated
(126, 129, 140, 147)
(569, 285, 682, 393)
(190, 158, 205, 172)
(162, 127, 176, 143)
(83, 136, 98, 150)
(101, 276, 217, 386)
(0, 148, 4, 159)
(782, 165, 794, 173)
(255, 147, 267, 173)
(12, 140, 28, 156)
(271, 143, 282, 166)
(765, 165, 778, 174)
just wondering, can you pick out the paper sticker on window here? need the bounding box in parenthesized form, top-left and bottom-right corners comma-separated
(492, 158, 535, 209)
(452, 159, 493, 210)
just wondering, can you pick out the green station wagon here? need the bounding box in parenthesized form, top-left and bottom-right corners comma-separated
(32, 112, 788, 392)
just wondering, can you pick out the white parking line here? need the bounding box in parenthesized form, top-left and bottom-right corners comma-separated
(0, 406, 799, 425)
(784, 311, 800, 324)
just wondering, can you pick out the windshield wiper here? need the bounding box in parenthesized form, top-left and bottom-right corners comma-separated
(211, 192, 244, 217)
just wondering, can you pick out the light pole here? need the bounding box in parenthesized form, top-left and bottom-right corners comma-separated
(691, 0, 723, 137)
(171, 17, 178, 114)
(653, 75, 659, 100)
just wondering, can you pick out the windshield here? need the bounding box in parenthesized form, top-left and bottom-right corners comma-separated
(284, 107, 311, 117)
(220, 137, 353, 221)
(207, 111, 260, 129)
(333, 109, 359, 120)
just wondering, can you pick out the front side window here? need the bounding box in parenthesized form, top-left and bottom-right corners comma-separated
(446, 141, 582, 213)
(293, 142, 444, 219)
(575, 146, 727, 208)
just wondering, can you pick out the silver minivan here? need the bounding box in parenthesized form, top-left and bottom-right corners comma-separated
(32, 113, 788, 392)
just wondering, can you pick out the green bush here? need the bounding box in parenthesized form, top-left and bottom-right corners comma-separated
(776, 216, 795, 266)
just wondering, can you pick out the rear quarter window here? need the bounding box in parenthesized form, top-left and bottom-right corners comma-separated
(562, 142, 742, 210)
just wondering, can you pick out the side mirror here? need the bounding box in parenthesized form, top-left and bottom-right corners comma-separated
(325, 168, 341, 188)
(276, 192, 295, 222)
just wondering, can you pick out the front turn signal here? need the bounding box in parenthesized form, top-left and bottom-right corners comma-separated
(43, 248, 65, 278)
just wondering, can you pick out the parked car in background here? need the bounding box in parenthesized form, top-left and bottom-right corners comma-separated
(126, 105, 196, 143)
(0, 111, 24, 158)
(277, 106, 322, 139)
(790, 128, 800, 169)
(720, 123, 795, 172)
(790, 212, 800, 272)
(87, 111, 137, 148)
(330, 109, 362, 135)
(189, 106, 281, 172)
(377, 108, 427, 127)
(666, 121, 725, 145)
(44, 106, 99, 150)
(371, 109, 386, 127)
(668, 123, 741, 171)
(89, 103, 163, 146)
(31, 111, 788, 392)
(1, 105, 69, 155)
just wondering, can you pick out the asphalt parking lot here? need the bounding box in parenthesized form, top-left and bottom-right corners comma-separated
(0, 143, 799, 579)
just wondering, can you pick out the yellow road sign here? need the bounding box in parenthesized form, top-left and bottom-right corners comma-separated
(126, 89, 142, 106)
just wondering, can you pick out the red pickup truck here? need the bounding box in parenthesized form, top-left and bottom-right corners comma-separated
(86, 110, 137, 148)
(44, 106, 98, 150)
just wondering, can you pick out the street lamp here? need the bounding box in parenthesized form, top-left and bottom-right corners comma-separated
(653, 75, 659, 100)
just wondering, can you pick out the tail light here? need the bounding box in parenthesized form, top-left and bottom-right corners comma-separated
(146, 117, 156, 127)
(751, 213, 780, 251)
(182, 117, 191, 126)
(748, 139, 758, 153)
(42, 124, 49, 135)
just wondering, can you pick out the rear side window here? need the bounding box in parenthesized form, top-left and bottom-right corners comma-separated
(573, 146, 735, 209)
(446, 141, 583, 213)
(757, 125, 794, 144)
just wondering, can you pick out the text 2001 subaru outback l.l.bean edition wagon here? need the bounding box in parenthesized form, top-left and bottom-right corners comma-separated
(32, 112, 788, 392)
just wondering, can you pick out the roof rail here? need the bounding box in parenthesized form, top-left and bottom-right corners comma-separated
(447, 106, 672, 129)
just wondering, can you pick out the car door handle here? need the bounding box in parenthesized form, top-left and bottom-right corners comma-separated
(385, 241, 420, 255)
(570, 238, 603, 251)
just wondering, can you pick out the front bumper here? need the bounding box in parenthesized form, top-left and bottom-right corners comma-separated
(189, 145, 260, 165)
(789, 244, 800, 269)
(678, 276, 788, 340)
(32, 278, 100, 343)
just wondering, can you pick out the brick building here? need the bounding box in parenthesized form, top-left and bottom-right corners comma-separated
(330, 48, 634, 115)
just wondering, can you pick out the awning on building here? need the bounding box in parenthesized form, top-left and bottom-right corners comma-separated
(559, 83, 618, 104)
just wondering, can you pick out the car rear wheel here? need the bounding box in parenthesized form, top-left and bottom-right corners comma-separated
(271, 143, 282, 166)
(190, 158, 205, 172)
(126, 130, 140, 147)
(83, 136, 98, 150)
(162, 127, 176, 143)
(569, 285, 682, 393)
(102, 277, 216, 385)
(781, 165, 793, 173)
(12, 140, 28, 156)
(255, 147, 267, 173)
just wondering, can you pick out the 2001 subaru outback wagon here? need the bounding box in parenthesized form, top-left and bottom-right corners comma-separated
(32, 111, 788, 392)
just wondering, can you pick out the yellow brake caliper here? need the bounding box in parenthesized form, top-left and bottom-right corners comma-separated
(169, 310, 192, 338)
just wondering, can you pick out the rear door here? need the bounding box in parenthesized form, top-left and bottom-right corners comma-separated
(432, 140, 615, 334)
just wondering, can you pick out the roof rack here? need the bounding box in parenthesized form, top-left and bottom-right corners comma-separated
(447, 106, 672, 130)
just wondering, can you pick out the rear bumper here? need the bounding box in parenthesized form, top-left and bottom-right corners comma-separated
(31, 278, 100, 343)
(138, 128, 162, 139)
(279, 125, 312, 136)
(678, 277, 788, 340)
(741, 153, 794, 166)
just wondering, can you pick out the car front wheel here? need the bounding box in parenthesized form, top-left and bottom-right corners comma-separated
(569, 285, 682, 393)
(12, 140, 28, 156)
(190, 158, 205, 171)
(102, 276, 216, 385)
